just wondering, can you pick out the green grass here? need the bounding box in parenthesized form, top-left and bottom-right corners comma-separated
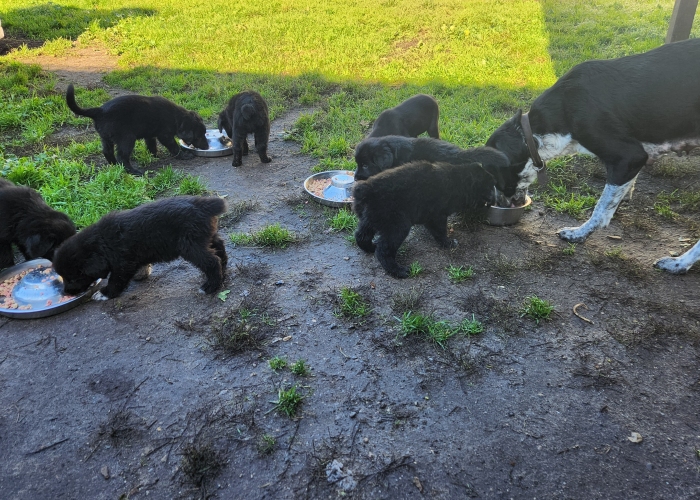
(268, 356, 288, 371)
(229, 223, 296, 248)
(257, 434, 276, 456)
(327, 207, 358, 232)
(396, 311, 484, 347)
(447, 265, 474, 282)
(520, 296, 555, 324)
(562, 243, 577, 256)
(290, 359, 310, 377)
(335, 286, 371, 319)
(408, 262, 423, 278)
(271, 385, 304, 418)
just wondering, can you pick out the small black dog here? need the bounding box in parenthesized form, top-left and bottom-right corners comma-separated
(66, 84, 209, 175)
(352, 161, 498, 278)
(354, 135, 523, 198)
(0, 178, 76, 269)
(53, 196, 228, 300)
(217, 91, 271, 167)
(368, 94, 440, 139)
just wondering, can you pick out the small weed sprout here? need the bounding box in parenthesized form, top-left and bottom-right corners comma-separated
(268, 356, 288, 371)
(604, 246, 625, 260)
(562, 243, 576, 256)
(258, 434, 276, 455)
(328, 208, 358, 232)
(409, 261, 423, 277)
(447, 265, 474, 282)
(230, 223, 296, 248)
(336, 287, 371, 318)
(460, 314, 484, 335)
(397, 311, 482, 347)
(290, 359, 310, 376)
(520, 296, 555, 324)
(272, 385, 304, 418)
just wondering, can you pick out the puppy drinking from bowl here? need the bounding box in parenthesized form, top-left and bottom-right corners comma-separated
(53, 196, 228, 300)
(65, 84, 209, 176)
(217, 91, 272, 167)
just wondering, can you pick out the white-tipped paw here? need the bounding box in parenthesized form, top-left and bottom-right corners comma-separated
(653, 257, 689, 275)
(557, 227, 589, 244)
(133, 264, 152, 281)
(92, 290, 108, 301)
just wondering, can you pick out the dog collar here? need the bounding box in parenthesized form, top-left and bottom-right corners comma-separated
(520, 112, 548, 186)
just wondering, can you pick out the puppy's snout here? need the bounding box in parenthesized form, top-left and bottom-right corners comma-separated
(194, 136, 210, 150)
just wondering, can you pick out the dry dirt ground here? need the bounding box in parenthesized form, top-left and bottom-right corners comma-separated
(1, 48, 700, 500)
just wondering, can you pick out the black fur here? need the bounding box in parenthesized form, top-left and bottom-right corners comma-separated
(352, 161, 497, 278)
(53, 196, 228, 299)
(65, 84, 209, 175)
(354, 135, 523, 197)
(0, 178, 76, 269)
(368, 94, 440, 139)
(217, 91, 271, 167)
(486, 38, 700, 191)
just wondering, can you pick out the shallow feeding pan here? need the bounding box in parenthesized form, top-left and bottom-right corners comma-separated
(304, 170, 355, 208)
(486, 195, 532, 226)
(0, 259, 101, 319)
(179, 129, 233, 157)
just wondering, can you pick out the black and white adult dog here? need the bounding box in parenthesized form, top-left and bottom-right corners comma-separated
(353, 161, 502, 278)
(217, 91, 272, 167)
(0, 178, 76, 269)
(485, 38, 700, 274)
(53, 196, 228, 300)
(353, 136, 522, 200)
(66, 84, 209, 175)
(368, 94, 440, 139)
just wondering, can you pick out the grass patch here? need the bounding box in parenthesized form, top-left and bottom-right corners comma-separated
(408, 261, 423, 278)
(520, 296, 555, 324)
(257, 434, 276, 456)
(391, 286, 423, 312)
(335, 286, 371, 319)
(327, 207, 358, 232)
(179, 443, 224, 492)
(562, 243, 577, 256)
(447, 264, 474, 282)
(229, 223, 296, 248)
(290, 359, 310, 377)
(268, 356, 288, 371)
(396, 311, 484, 347)
(271, 385, 304, 418)
(540, 182, 598, 218)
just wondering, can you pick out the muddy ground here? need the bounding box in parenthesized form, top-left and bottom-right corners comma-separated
(1, 49, 700, 500)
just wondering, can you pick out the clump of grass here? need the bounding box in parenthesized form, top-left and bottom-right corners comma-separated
(335, 286, 371, 318)
(460, 314, 485, 336)
(447, 264, 473, 282)
(327, 207, 358, 232)
(229, 223, 296, 248)
(520, 296, 555, 324)
(177, 175, 208, 195)
(486, 253, 520, 278)
(268, 356, 288, 371)
(541, 182, 597, 218)
(290, 359, 310, 376)
(396, 311, 484, 347)
(179, 443, 224, 490)
(604, 246, 626, 260)
(209, 307, 262, 354)
(391, 286, 423, 312)
(257, 434, 276, 455)
(408, 261, 423, 277)
(271, 385, 304, 418)
(562, 243, 576, 256)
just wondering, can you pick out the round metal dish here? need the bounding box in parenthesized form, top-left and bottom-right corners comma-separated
(0, 259, 101, 319)
(179, 129, 233, 157)
(304, 170, 355, 208)
(486, 195, 532, 226)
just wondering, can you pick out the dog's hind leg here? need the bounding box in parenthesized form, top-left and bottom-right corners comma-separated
(145, 137, 159, 156)
(182, 246, 224, 294)
(427, 121, 440, 139)
(115, 138, 143, 175)
(654, 238, 700, 274)
(425, 215, 455, 248)
(354, 218, 377, 253)
(254, 130, 271, 163)
(100, 137, 118, 164)
(210, 233, 228, 270)
(375, 222, 411, 278)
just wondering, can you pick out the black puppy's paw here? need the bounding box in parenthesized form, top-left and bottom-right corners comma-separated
(391, 266, 410, 279)
(260, 156, 272, 163)
(177, 149, 195, 160)
(199, 281, 222, 294)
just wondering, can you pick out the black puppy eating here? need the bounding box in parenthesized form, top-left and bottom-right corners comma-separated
(368, 94, 440, 139)
(53, 196, 228, 300)
(0, 178, 76, 269)
(217, 91, 271, 167)
(66, 84, 209, 175)
(352, 161, 501, 278)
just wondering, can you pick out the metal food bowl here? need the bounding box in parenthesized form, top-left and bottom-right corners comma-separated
(303, 170, 355, 208)
(486, 195, 532, 226)
(0, 259, 101, 319)
(179, 129, 233, 157)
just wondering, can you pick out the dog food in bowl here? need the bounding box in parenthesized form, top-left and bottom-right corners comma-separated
(486, 195, 532, 226)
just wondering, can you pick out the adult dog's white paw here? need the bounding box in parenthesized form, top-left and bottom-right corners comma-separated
(92, 290, 109, 301)
(133, 264, 152, 281)
(653, 257, 689, 275)
(557, 227, 589, 243)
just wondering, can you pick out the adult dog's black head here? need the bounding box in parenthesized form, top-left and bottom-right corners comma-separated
(22, 213, 76, 262)
(178, 111, 209, 150)
(53, 232, 110, 295)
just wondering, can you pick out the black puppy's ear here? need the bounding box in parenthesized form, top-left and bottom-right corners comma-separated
(84, 253, 110, 278)
(377, 144, 394, 169)
(23, 234, 54, 260)
(511, 109, 523, 130)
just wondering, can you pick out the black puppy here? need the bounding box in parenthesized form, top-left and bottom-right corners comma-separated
(0, 178, 76, 269)
(53, 196, 228, 300)
(217, 91, 271, 167)
(66, 84, 209, 175)
(352, 161, 498, 278)
(368, 94, 440, 139)
(354, 135, 522, 199)
(485, 38, 700, 274)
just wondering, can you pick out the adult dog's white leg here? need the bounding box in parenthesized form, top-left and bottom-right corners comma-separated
(654, 239, 700, 274)
(558, 178, 636, 243)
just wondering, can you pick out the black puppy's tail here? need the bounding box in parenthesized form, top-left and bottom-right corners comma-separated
(197, 196, 228, 217)
(65, 84, 102, 119)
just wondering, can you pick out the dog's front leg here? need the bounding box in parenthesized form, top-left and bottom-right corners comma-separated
(558, 178, 636, 243)
(99, 269, 137, 299)
(654, 239, 700, 274)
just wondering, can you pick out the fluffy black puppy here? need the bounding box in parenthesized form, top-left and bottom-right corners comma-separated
(217, 91, 272, 167)
(354, 135, 523, 197)
(368, 94, 440, 139)
(352, 161, 497, 278)
(66, 84, 209, 176)
(0, 178, 76, 269)
(53, 196, 228, 300)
